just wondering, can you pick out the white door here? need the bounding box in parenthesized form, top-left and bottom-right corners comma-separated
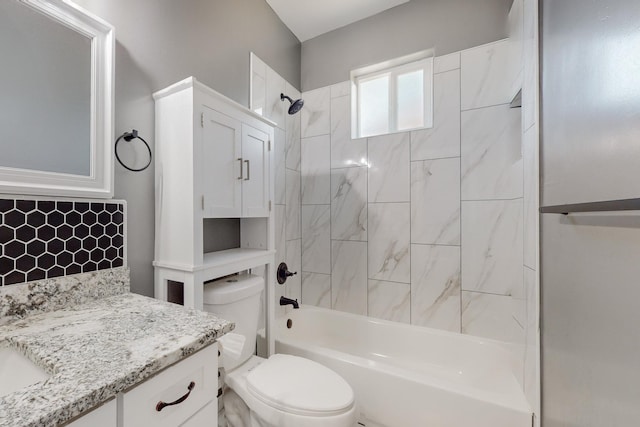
(202, 108, 242, 217)
(241, 124, 270, 217)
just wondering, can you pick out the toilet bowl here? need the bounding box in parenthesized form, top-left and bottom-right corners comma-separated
(223, 355, 356, 427)
(204, 274, 357, 427)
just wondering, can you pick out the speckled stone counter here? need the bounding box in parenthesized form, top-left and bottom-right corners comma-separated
(0, 292, 234, 427)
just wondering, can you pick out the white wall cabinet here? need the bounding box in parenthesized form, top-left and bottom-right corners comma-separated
(201, 109, 270, 218)
(65, 344, 218, 427)
(153, 77, 276, 357)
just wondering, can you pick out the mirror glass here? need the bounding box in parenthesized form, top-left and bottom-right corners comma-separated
(0, 0, 92, 176)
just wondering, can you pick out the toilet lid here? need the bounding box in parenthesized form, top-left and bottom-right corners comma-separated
(246, 354, 354, 417)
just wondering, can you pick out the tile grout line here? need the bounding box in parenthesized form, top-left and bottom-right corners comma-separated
(459, 64, 464, 334)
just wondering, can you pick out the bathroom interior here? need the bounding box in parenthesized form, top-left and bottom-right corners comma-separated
(1, 0, 639, 426)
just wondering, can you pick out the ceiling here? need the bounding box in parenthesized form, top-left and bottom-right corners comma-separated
(265, 0, 410, 42)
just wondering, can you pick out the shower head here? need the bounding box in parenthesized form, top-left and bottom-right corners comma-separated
(280, 93, 304, 115)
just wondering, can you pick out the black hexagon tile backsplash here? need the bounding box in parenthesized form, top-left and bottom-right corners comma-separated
(0, 199, 125, 286)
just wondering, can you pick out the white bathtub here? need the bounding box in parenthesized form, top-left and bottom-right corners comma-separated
(273, 306, 532, 427)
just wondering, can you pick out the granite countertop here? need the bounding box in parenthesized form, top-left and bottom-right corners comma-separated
(0, 293, 234, 427)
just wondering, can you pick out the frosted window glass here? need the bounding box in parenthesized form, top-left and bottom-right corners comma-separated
(359, 76, 389, 137)
(397, 70, 424, 131)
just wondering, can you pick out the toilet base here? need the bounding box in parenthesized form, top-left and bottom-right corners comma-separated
(223, 356, 358, 427)
(223, 388, 268, 427)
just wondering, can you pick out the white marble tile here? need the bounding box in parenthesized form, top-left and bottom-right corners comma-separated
(331, 240, 367, 315)
(461, 104, 523, 200)
(301, 135, 331, 204)
(285, 82, 301, 100)
(524, 266, 539, 414)
(525, 266, 537, 347)
(285, 239, 302, 302)
(411, 70, 461, 161)
(250, 54, 266, 116)
(285, 169, 301, 240)
(411, 158, 460, 245)
(285, 108, 301, 172)
(331, 96, 367, 169)
(331, 81, 351, 98)
(301, 86, 331, 138)
(274, 127, 286, 205)
(512, 293, 527, 335)
(508, 0, 525, 100)
(251, 53, 266, 78)
(523, 126, 537, 270)
(331, 167, 367, 241)
(368, 203, 411, 283)
(265, 66, 286, 129)
(274, 204, 287, 316)
(275, 204, 286, 265)
(524, 342, 539, 417)
(461, 200, 523, 296)
(368, 280, 411, 323)
(301, 205, 331, 274)
(462, 291, 521, 342)
(522, 0, 538, 131)
(461, 40, 514, 110)
(434, 52, 461, 74)
(368, 132, 410, 202)
(302, 272, 331, 308)
(411, 244, 461, 332)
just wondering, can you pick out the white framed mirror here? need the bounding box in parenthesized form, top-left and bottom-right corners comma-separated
(0, 0, 114, 198)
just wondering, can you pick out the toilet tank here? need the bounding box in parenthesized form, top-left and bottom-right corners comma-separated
(203, 274, 264, 371)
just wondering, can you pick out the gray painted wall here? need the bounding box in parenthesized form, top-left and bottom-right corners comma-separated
(75, 0, 301, 296)
(541, 0, 640, 425)
(301, 0, 513, 91)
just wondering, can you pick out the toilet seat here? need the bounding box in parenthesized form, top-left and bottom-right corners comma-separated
(224, 355, 357, 427)
(246, 354, 354, 417)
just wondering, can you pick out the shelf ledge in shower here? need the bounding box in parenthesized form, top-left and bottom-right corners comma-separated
(540, 198, 640, 215)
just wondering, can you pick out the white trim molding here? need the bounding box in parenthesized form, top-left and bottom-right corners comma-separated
(0, 0, 114, 199)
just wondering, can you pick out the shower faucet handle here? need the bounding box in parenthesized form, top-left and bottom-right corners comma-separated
(277, 262, 297, 284)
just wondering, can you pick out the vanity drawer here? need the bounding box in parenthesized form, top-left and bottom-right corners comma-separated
(119, 343, 218, 427)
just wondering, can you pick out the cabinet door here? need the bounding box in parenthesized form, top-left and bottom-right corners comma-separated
(202, 108, 242, 218)
(66, 399, 116, 426)
(241, 124, 270, 217)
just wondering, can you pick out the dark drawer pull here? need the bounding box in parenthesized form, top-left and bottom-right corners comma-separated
(156, 382, 195, 412)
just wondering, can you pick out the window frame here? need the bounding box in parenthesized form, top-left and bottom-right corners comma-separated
(352, 53, 434, 139)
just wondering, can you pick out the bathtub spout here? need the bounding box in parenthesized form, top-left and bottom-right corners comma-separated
(280, 296, 299, 309)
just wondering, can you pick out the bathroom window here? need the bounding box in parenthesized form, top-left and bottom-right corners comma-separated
(352, 52, 433, 138)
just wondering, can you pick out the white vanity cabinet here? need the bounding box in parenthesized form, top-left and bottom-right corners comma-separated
(119, 343, 218, 427)
(66, 399, 117, 427)
(201, 109, 270, 218)
(66, 344, 218, 427)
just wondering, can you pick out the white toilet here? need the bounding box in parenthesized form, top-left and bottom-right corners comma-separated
(203, 274, 357, 427)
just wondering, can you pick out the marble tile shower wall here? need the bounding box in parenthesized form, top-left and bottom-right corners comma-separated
(298, 40, 528, 346)
(250, 54, 302, 315)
